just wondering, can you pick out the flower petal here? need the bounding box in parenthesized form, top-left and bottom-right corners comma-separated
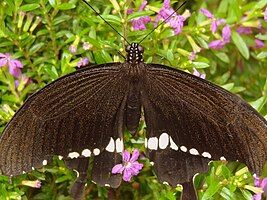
(111, 164, 124, 174)
(0, 58, 7, 67)
(209, 40, 225, 49)
(10, 59, 23, 68)
(9, 65, 22, 78)
(261, 177, 267, 193)
(130, 149, 140, 162)
(122, 150, 131, 162)
(200, 8, 214, 18)
(123, 168, 133, 182)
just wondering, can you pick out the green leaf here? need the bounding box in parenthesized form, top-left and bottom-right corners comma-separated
(192, 62, 209, 69)
(29, 43, 45, 55)
(214, 52, 230, 63)
(57, 3, 76, 10)
(255, 0, 267, 9)
(256, 51, 267, 60)
(19, 4, 40, 12)
(128, 11, 154, 20)
(231, 31, 250, 60)
(49, 0, 56, 7)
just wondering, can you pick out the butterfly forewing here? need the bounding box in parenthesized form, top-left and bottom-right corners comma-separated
(141, 63, 267, 185)
(0, 63, 129, 187)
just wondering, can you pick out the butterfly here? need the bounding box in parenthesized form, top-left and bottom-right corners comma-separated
(0, 1, 267, 200)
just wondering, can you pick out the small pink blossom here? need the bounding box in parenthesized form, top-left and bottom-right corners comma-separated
(77, 57, 89, 68)
(154, 0, 187, 35)
(21, 180, 41, 188)
(112, 149, 143, 182)
(200, 8, 214, 19)
(193, 68, 206, 79)
(189, 52, 196, 61)
(253, 174, 267, 200)
(237, 26, 253, 35)
(131, 1, 151, 30)
(209, 40, 226, 49)
(0, 53, 23, 78)
(69, 44, 77, 54)
(82, 42, 92, 50)
(15, 75, 30, 88)
(254, 39, 265, 49)
(222, 25, 231, 42)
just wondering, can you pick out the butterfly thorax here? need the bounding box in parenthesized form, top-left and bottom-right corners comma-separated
(126, 43, 144, 64)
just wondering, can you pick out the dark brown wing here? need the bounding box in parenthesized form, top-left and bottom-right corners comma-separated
(141, 63, 267, 188)
(0, 63, 130, 188)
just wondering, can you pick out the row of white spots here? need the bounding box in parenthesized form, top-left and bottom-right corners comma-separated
(144, 133, 228, 160)
(105, 137, 124, 153)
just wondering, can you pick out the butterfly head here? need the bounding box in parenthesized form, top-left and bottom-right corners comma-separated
(126, 43, 144, 64)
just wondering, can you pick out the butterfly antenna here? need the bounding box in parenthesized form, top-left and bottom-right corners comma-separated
(138, 1, 187, 45)
(82, 0, 130, 45)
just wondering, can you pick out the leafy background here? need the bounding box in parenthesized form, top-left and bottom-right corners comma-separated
(0, 0, 267, 199)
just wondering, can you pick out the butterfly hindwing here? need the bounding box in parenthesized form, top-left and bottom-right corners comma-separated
(142, 63, 267, 184)
(0, 63, 129, 188)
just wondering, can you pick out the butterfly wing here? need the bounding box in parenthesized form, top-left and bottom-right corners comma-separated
(142, 63, 267, 187)
(0, 63, 130, 187)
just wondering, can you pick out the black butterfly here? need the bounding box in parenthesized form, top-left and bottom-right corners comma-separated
(1, 3, 267, 200)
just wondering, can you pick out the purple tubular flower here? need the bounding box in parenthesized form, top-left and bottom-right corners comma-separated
(208, 40, 226, 49)
(132, 16, 151, 30)
(211, 18, 226, 33)
(237, 26, 253, 35)
(200, 8, 214, 19)
(77, 57, 89, 68)
(193, 68, 206, 79)
(189, 51, 196, 61)
(139, 0, 148, 11)
(131, 0, 151, 31)
(22, 180, 41, 188)
(0, 53, 23, 78)
(222, 25, 231, 42)
(254, 39, 265, 49)
(112, 149, 143, 182)
(69, 44, 77, 54)
(154, 0, 187, 35)
(253, 174, 267, 200)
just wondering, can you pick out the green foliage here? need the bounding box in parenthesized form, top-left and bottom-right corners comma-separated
(0, 0, 267, 199)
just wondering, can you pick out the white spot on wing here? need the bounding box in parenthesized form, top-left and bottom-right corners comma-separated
(73, 169, 79, 177)
(82, 149, 91, 157)
(163, 181, 169, 185)
(180, 146, 187, 152)
(105, 137, 115, 152)
(68, 152, 80, 159)
(202, 152, 211, 159)
(58, 155, 63, 160)
(42, 160, 48, 166)
(93, 148, 100, 155)
(150, 161, 154, 166)
(32, 167, 35, 170)
(116, 138, 124, 153)
(159, 133, 169, 149)
(189, 148, 199, 155)
(148, 137, 158, 150)
(105, 184, 110, 187)
(170, 136, 179, 150)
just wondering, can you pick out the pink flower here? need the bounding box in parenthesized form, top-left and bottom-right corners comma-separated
(69, 44, 77, 54)
(77, 57, 89, 68)
(82, 42, 92, 50)
(253, 174, 267, 200)
(154, 0, 187, 35)
(112, 149, 143, 182)
(200, 8, 226, 33)
(237, 26, 253, 35)
(193, 68, 206, 79)
(131, 1, 151, 30)
(200, 8, 213, 18)
(132, 16, 151, 30)
(21, 180, 41, 188)
(15, 74, 31, 88)
(189, 52, 196, 61)
(209, 40, 226, 49)
(222, 25, 231, 42)
(254, 39, 265, 49)
(0, 53, 23, 78)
